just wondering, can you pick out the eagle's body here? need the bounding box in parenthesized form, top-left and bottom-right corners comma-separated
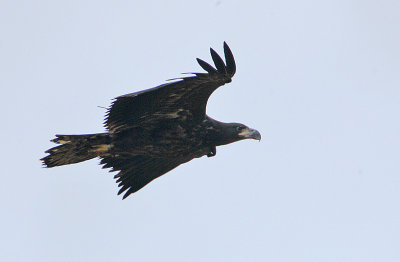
(112, 116, 213, 158)
(42, 43, 261, 199)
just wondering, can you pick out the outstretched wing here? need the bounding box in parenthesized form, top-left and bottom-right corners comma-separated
(100, 155, 186, 199)
(105, 42, 236, 132)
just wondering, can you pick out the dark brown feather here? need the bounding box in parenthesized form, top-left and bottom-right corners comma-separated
(196, 58, 218, 74)
(210, 48, 227, 74)
(224, 42, 236, 76)
(101, 155, 185, 199)
(104, 43, 236, 133)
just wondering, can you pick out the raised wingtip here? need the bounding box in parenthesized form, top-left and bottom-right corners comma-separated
(210, 47, 227, 74)
(223, 42, 236, 76)
(196, 42, 236, 77)
(196, 58, 218, 74)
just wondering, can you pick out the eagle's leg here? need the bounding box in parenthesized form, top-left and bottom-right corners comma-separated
(207, 146, 216, 157)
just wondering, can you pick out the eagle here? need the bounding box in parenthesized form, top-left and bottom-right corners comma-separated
(41, 42, 261, 199)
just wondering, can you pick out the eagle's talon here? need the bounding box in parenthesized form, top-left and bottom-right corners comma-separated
(207, 147, 216, 157)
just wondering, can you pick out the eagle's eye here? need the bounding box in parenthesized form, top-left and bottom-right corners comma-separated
(236, 125, 246, 132)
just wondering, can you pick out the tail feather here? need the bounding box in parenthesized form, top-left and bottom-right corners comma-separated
(41, 133, 111, 167)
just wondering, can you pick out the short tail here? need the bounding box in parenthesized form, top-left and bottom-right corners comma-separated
(41, 133, 111, 167)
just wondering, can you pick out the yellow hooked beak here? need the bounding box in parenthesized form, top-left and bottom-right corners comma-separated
(239, 127, 261, 141)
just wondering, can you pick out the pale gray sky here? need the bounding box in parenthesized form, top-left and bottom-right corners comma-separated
(1, 0, 399, 261)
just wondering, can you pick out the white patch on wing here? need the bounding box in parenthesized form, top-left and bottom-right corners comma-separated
(166, 111, 180, 118)
(90, 144, 110, 153)
(155, 108, 187, 119)
(56, 140, 70, 144)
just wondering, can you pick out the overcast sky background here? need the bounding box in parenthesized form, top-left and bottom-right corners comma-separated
(1, 0, 399, 261)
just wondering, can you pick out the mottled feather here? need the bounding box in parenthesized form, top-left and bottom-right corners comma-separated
(104, 43, 236, 133)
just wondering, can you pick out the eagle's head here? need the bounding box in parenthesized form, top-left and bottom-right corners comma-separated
(215, 122, 261, 146)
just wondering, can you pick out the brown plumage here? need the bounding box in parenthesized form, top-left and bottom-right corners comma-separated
(41, 42, 261, 199)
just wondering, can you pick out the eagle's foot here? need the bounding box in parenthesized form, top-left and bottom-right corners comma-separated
(207, 147, 216, 157)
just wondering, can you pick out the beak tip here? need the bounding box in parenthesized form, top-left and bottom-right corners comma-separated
(240, 127, 261, 141)
(250, 129, 261, 141)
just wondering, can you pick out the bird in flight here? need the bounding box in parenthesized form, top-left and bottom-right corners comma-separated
(41, 42, 261, 199)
